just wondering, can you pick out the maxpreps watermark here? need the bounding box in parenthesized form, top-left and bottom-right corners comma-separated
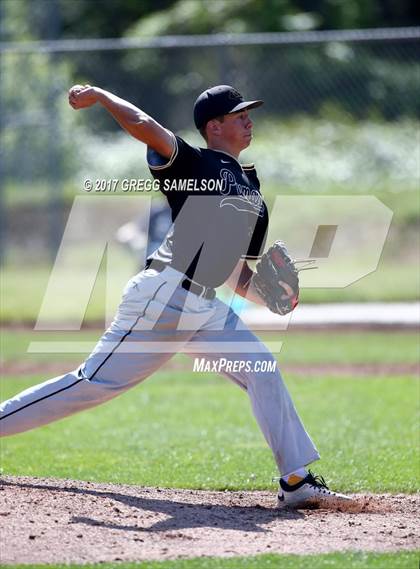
(193, 358, 277, 373)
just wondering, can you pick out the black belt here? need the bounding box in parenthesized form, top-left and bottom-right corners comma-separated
(146, 260, 216, 300)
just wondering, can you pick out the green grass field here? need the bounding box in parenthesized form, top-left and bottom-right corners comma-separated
(1, 329, 418, 492)
(1, 329, 419, 364)
(1, 329, 418, 568)
(7, 551, 420, 569)
(1, 371, 417, 492)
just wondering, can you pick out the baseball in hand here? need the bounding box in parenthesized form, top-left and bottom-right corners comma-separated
(68, 84, 96, 109)
(69, 84, 86, 97)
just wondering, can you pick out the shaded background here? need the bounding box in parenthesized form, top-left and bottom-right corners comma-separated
(0, 0, 419, 322)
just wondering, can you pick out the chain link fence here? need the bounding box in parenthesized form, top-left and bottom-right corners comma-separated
(1, 28, 419, 264)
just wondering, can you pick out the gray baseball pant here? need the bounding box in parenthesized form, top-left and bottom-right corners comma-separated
(0, 266, 320, 475)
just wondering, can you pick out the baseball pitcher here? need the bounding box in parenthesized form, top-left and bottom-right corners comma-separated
(0, 84, 352, 509)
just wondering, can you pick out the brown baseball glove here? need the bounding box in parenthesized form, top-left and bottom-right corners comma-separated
(252, 241, 300, 315)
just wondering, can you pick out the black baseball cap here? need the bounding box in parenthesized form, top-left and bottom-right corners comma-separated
(193, 85, 263, 130)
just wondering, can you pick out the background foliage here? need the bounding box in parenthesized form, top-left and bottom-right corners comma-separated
(0, 1, 419, 311)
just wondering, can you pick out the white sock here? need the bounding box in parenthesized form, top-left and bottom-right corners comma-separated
(282, 467, 308, 484)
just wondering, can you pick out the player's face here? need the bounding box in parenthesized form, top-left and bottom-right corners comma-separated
(219, 110, 253, 151)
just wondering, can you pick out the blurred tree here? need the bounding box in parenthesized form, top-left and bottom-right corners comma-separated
(3, 0, 418, 43)
(1, 0, 75, 184)
(1, 0, 418, 145)
(0, 0, 178, 41)
(127, 0, 420, 36)
(122, 0, 419, 127)
(57, 0, 176, 38)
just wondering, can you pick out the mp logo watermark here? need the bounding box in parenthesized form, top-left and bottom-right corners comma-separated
(26, 193, 392, 356)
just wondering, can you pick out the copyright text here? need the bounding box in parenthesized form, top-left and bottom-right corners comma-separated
(83, 178, 160, 192)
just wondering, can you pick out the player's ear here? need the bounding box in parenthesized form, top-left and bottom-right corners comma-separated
(207, 118, 223, 137)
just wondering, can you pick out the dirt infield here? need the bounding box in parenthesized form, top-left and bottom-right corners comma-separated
(0, 477, 418, 565)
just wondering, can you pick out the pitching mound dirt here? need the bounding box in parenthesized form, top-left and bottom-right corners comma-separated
(0, 477, 418, 565)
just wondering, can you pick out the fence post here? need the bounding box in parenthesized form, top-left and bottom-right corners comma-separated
(0, 0, 5, 266)
(45, 0, 64, 261)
